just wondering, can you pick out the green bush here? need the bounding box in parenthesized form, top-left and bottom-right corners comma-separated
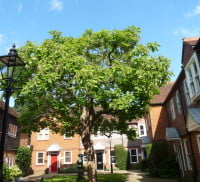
(139, 159, 149, 172)
(114, 145, 128, 170)
(58, 164, 79, 173)
(147, 141, 179, 178)
(3, 164, 22, 181)
(16, 146, 32, 176)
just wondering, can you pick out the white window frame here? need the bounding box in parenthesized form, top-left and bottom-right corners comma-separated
(8, 124, 17, 138)
(110, 150, 116, 164)
(64, 134, 72, 139)
(5, 156, 14, 167)
(176, 91, 182, 114)
(36, 152, 45, 165)
(183, 80, 191, 105)
(138, 124, 146, 137)
(185, 53, 200, 98)
(173, 141, 186, 175)
(129, 149, 138, 163)
(183, 139, 192, 170)
(37, 128, 49, 140)
(64, 151, 72, 164)
(170, 98, 176, 120)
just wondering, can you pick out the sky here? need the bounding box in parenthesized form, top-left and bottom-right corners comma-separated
(0, 0, 200, 81)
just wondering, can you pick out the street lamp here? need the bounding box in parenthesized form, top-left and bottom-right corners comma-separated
(109, 136, 113, 174)
(0, 44, 25, 181)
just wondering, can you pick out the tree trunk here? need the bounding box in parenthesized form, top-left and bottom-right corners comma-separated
(80, 105, 97, 182)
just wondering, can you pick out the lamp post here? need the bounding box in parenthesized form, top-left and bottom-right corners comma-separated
(0, 44, 25, 181)
(109, 136, 113, 174)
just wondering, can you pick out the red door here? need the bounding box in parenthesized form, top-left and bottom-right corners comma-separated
(50, 153, 58, 173)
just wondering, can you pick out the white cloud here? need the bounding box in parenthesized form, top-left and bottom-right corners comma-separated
(18, 3, 22, 13)
(50, 0, 63, 11)
(185, 5, 200, 17)
(173, 27, 200, 37)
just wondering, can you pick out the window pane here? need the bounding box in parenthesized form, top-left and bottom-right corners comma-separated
(38, 159, 43, 163)
(65, 152, 70, 157)
(131, 156, 137, 163)
(38, 153, 43, 158)
(131, 149, 136, 155)
(65, 158, 71, 162)
(65, 152, 71, 163)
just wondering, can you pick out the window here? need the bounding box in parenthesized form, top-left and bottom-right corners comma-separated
(183, 80, 191, 105)
(37, 128, 49, 140)
(173, 141, 186, 173)
(64, 151, 72, 164)
(176, 91, 182, 114)
(129, 149, 138, 163)
(185, 55, 200, 98)
(64, 134, 72, 139)
(183, 139, 192, 170)
(5, 156, 14, 167)
(170, 98, 176, 120)
(138, 124, 146, 137)
(8, 124, 17, 137)
(110, 150, 116, 164)
(36, 152, 44, 165)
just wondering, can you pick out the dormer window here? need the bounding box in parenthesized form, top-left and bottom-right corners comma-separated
(37, 128, 49, 140)
(185, 53, 200, 101)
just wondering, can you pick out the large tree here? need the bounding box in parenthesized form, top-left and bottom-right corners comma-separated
(13, 26, 171, 182)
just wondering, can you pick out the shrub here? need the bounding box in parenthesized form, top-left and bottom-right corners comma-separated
(58, 164, 79, 173)
(3, 164, 12, 181)
(114, 145, 128, 170)
(147, 141, 179, 178)
(139, 159, 149, 172)
(3, 164, 22, 181)
(16, 146, 32, 176)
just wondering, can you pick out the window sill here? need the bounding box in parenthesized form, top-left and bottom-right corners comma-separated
(64, 162, 72, 164)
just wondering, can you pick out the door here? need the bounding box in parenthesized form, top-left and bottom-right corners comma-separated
(50, 153, 58, 173)
(96, 152, 103, 170)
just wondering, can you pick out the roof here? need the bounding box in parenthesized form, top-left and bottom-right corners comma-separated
(188, 108, 200, 124)
(166, 127, 180, 141)
(151, 82, 175, 104)
(182, 37, 200, 65)
(0, 100, 19, 118)
(182, 37, 200, 46)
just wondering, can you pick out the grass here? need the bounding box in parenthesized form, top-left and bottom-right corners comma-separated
(44, 174, 127, 182)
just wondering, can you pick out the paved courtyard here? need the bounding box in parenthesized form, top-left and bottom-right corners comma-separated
(126, 170, 177, 182)
(22, 170, 177, 182)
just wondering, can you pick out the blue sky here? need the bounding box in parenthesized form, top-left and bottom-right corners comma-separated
(0, 0, 200, 81)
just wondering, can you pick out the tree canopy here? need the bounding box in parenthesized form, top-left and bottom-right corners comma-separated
(12, 26, 172, 182)
(15, 26, 171, 134)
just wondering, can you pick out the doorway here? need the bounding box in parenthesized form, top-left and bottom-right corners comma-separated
(96, 152, 103, 170)
(50, 153, 58, 173)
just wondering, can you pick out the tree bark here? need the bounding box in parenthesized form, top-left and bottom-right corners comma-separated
(80, 104, 97, 182)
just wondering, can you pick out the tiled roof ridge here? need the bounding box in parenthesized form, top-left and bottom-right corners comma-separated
(150, 82, 175, 104)
(0, 100, 19, 118)
(182, 37, 200, 42)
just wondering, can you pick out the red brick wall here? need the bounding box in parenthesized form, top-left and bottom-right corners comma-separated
(30, 131, 81, 174)
(149, 105, 168, 141)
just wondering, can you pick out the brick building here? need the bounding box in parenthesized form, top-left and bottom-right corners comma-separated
(145, 37, 200, 180)
(30, 117, 149, 174)
(0, 101, 29, 167)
